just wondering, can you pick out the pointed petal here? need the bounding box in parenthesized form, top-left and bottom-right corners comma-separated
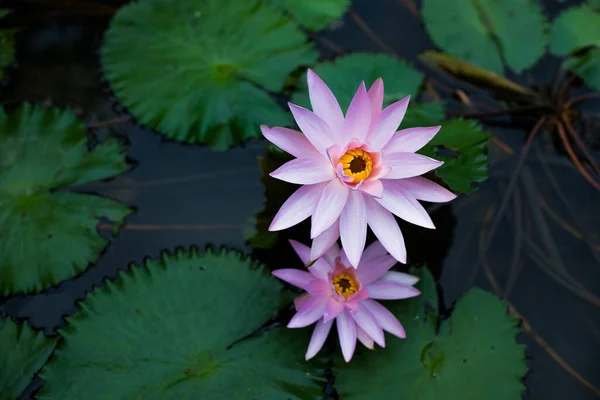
(272, 269, 314, 289)
(358, 179, 383, 198)
(379, 271, 420, 286)
(376, 182, 435, 229)
(308, 259, 334, 281)
(306, 279, 332, 297)
(352, 304, 385, 347)
(356, 325, 375, 349)
(344, 82, 372, 143)
(324, 298, 344, 322)
(367, 96, 410, 150)
(323, 243, 341, 265)
(326, 144, 344, 166)
(289, 240, 310, 264)
(310, 219, 340, 261)
(336, 310, 358, 362)
(311, 179, 349, 238)
(367, 78, 384, 120)
(260, 125, 320, 158)
(383, 126, 440, 154)
(270, 183, 326, 231)
(357, 254, 397, 285)
(289, 103, 337, 155)
(305, 318, 334, 360)
(383, 152, 444, 179)
(288, 296, 328, 328)
(396, 177, 456, 203)
(294, 292, 312, 310)
(365, 197, 407, 264)
(270, 157, 334, 185)
(365, 281, 421, 300)
(361, 240, 388, 263)
(340, 191, 367, 268)
(307, 69, 345, 140)
(362, 299, 406, 338)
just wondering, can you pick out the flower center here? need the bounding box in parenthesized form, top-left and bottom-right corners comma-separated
(339, 149, 373, 184)
(332, 273, 358, 300)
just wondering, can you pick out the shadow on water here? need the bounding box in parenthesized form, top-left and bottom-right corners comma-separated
(0, 0, 599, 399)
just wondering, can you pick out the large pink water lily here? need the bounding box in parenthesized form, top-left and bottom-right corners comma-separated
(261, 69, 456, 267)
(273, 240, 420, 362)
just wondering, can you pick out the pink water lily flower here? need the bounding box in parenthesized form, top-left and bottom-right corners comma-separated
(272, 239, 420, 362)
(261, 69, 456, 267)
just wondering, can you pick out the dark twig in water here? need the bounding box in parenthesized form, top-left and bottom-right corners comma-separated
(394, 0, 420, 17)
(448, 104, 549, 119)
(556, 120, 600, 191)
(88, 115, 131, 129)
(564, 92, 600, 109)
(561, 116, 600, 177)
(348, 10, 397, 55)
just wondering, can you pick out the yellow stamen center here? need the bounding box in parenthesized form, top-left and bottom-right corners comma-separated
(339, 149, 373, 183)
(332, 273, 358, 300)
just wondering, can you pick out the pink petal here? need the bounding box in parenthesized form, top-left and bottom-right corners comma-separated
(357, 254, 397, 285)
(308, 259, 334, 281)
(358, 179, 383, 198)
(270, 157, 334, 184)
(343, 82, 372, 143)
(311, 179, 349, 238)
(289, 240, 310, 264)
(306, 279, 332, 297)
(375, 182, 435, 229)
(260, 125, 320, 158)
(294, 292, 312, 310)
(367, 164, 392, 181)
(362, 299, 406, 338)
(270, 183, 326, 231)
(339, 248, 351, 267)
(272, 269, 314, 289)
(310, 219, 340, 261)
(383, 152, 444, 179)
(322, 243, 341, 265)
(361, 240, 388, 263)
(307, 69, 345, 140)
(336, 310, 358, 362)
(379, 271, 420, 286)
(396, 177, 456, 203)
(367, 78, 384, 120)
(352, 304, 385, 347)
(367, 96, 410, 150)
(340, 191, 367, 268)
(365, 281, 421, 300)
(356, 326, 375, 349)
(306, 318, 334, 360)
(289, 103, 337, 155)
(288, 296, 328, 328)
(324, 298, 344, 322)
(383, 126, 441, 154)
(326, 144, 344, 166)
(365, 197, 407, 264)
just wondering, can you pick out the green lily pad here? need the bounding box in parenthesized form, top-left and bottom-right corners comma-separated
(0, 317, 59, 400)
(39, 247, 325, 399)
(550, 5, 600, 56)
(0, 104, 132, 295)
(564, 48, 600, 91)
(266, 0, 350, 30)
(420, 119, 491, 194)
(334, 267, 527, 399)
(422, 0, 547, 74)
(101, 0, 317, 150)
(291, 53, 424, 112)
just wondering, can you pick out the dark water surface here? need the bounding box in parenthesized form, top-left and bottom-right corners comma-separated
(1, 0, 599, 399)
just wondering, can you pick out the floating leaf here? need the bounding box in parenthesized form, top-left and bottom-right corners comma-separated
(549, 5, 600, 56)
(0, 318, 59, 400)
(266, 0, 350, 31)
(102, 0, 317, 149)
(335, 267, 527, 399)
(39, 248, 325, 399)
(401, 101, 445, 129)
(422, 0, 547, 74)
(421, 119, 492, 194)
(291, 53, 424, 112)
(0, 104, 132, 295)
(564, 48, 600, 91)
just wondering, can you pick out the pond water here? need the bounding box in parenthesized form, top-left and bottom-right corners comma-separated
(0, 0, 599, 399)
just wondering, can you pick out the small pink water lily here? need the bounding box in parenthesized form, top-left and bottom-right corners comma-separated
(261, 69, 456, 267)
(272, 239, 420, 362)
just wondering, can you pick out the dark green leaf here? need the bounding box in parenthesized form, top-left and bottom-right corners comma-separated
(101, 0, 317, 149)
(550, 5, 600, 56)
(0, 104, 132, 295)
(0, 318, 58, 400)
(266, 0, 350, 30)
(39, 248, 325, 399)
(564, 48, 600, 91)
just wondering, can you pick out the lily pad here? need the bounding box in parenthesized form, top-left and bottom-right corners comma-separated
(266, 0, 350, 31)
(422, 0, 547, 74)
(334, 267, 527, 399)
(291, 53, 424, 112)
(0, 317, 59, 400)
(564, 48, 600, 91)
(0, 104, 132, 295)
(38, 247, 325, 399)
(101, 0, 317, 149)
